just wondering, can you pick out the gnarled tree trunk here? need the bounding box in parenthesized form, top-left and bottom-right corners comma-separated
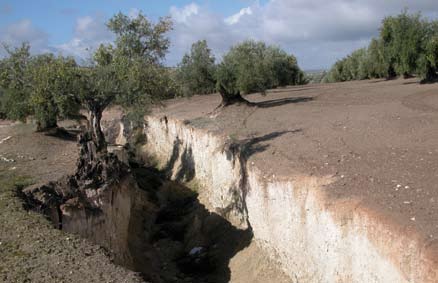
(421, 62, 438, 83)
(218, 84, 252, 107)
(88, 106, 107, 156)
(75, 102, 126, 187)
(387, 64, 397, 80)
(36, 119, 58, 132)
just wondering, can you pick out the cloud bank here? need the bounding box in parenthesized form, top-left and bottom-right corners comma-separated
(0, 20, 49, 56)
(56, 15, 114, 62)
(2, 1, 438, 69)
(167, 0, 438, 69)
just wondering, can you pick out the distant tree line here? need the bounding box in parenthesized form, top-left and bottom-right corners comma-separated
(323, 11, 438, 83)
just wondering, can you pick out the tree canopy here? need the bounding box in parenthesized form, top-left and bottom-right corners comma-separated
(176, 40, 216, 97)
(324, 11, 438, 83)
(215, 40, 306, 105)
(0, 11, 309, 127)
(0, 44, 80, 130)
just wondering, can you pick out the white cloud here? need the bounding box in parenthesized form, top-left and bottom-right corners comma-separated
(167, 0, 438, 69)
(170, 3, 199, 23)
(56, 14, 113, 61)
(225, 7, 253, 25)
(0, 19, 50, 56)
(128, 8, 140, 19)
(4, 1, 438, 69)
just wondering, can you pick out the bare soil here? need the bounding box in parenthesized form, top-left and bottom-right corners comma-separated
(153, 78, 438, 249)
(0, 121, 143, 283)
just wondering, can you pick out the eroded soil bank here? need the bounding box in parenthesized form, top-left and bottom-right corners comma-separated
(4, 78, 438, 282)
(21, 143, 289, 282)
(1, 121, 288, 283)
(120, 78, 438, 282)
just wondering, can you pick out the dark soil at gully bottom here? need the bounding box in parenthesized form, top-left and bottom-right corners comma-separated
(23, 160, 253, 283)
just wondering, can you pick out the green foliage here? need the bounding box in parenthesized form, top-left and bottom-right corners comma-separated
(176, 40, 216, 96)
(325, 11, 438, 83)
(0, 11, 174, 134)
(417, 21, 438, 81)
(29, 54, 79, 130)
(0, 44, 80, 129)
(218, 40, 306, 95)
(0, 43, 32, 121)
(107, 12, 172, 62)
(75, 64, 121, 112)
(102, 12, 175, 110)
(223, 40, 268, 94)
(381, 11, 426, 77)
(215, 59, 240, 100)
(366, 39, 387, 78)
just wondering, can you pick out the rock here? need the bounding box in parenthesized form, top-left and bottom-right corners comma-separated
(1, 156, 15, 162)
(189, 247, 203, 256)
(0, 136, 12, 144)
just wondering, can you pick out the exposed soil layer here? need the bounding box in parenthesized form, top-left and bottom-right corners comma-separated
(151, 78, 438, 249)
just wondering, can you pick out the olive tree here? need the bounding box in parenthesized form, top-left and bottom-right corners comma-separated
(76, 11, 173, 158)
(29, 54, 79, 131)
(107, 12, 172, 62)
(215, 40, 306, 106)
(0, 43, 32, 121)
(380, 12, 426, 78)
(0, 43, 81, 131)
(176, 40, 216, 96)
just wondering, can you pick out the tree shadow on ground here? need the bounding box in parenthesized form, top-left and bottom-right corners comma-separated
(228, 130, 302, 160)
(403, 81, 420, 85)
(368, 79, 389, 84)
(255, 96, 313, 108)
(43, 127, 80, 141)
(267, 87, 317, 94)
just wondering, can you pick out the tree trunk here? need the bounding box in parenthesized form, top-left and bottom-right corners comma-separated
(74, 106, 119, 186)
(36, 118, 58, 132)
(88, 107, 107, 156)
(387, 64, 397, 79)
(421, 64, 438, 83)
(403, 73, 414, 79)
(218, 90, 252, 107)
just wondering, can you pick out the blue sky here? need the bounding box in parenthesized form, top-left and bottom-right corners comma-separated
(0, 0, 264, 44)
(0, 1, 263, 45)
(1, 0, 438, 70)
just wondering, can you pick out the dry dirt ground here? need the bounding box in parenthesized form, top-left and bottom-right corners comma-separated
(154, 78, 438, 251)
(0, 121, 143, 283)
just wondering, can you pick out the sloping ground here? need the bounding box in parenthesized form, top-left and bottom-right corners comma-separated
(139, 78, 438, 282)
(0, 122, 143, 283)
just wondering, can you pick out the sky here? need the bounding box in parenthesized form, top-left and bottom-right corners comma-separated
(2, 0, 438, 70)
